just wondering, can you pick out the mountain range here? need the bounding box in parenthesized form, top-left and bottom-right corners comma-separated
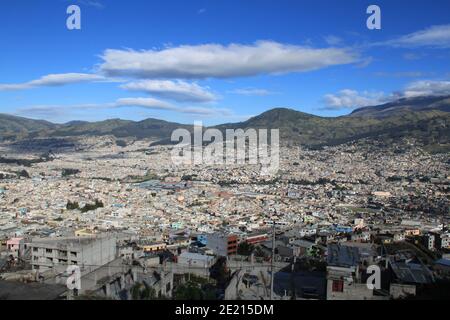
(1, 95, 449, 152)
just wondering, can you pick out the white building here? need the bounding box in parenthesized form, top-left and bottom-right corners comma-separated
(29, 236, 116, 272)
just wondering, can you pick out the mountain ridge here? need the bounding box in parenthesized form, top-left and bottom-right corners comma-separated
(1, 95, 449, 150)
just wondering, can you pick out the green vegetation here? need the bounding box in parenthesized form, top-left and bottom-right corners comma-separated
(66, 201, 80, 210)
(1, 95, 449, 149)
(16, 170, 30, 179)
(62, 168, 80, 177)
(174, 275, 217, 300)
(81, 199, 104, 213)
(237, 242, 254, 256)
(115, 139, 127, 147)
(130, 283, 157, 300)
(66, 199, 104, 212)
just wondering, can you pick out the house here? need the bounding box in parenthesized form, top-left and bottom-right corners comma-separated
(6, 237, 25, 258)
(326, 244, 386, 300)
(178, 252, 215, 268)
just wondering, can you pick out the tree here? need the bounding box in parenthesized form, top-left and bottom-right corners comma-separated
(237, 242, 254, 256)
(210, 257, 230, 288)
(66, 200, 80, 210)
(173, 282, 203, 300)
(130, 283, 157, 300)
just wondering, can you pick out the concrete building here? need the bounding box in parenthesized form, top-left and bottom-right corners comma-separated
(206, 233, 238, 257)
(28, 236, 116, 272)
(326, 244, 383, 300)
(178, 252, 215, 268)
(245, 233, 269, 246)
(6, 237, 25, 258)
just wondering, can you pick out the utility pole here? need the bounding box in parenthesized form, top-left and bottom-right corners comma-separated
(270, 221, 275, 300)
(188, 259, 191, 282)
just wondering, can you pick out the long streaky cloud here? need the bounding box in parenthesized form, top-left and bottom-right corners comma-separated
(16, 97, 232, 118)
(0, 73, 114, 91)
(120, 80, 218, 103)
(99, 41, 360, 79)
(384, 24, 450, 48)
(323, 80, 450, 110)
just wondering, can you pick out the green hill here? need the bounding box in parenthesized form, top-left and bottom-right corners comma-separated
(1, 95, 449, 150)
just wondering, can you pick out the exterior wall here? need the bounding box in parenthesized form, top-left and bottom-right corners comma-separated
(6, 238, 24, 257)
(178, 253, 214, 268)
(424, 235, 435, 250)
(141, 243, 167, 252)
(207, 233, 237, 256)
(246, 234, 269, 245)
(29, 236, 116, 271)
(326, 280, 380, 300)
(326, 266, 379, 300)
(224, 270, 245, 300)
(227, 235, 238, 255)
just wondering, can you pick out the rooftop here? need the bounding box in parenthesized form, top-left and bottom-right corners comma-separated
(327, 244, 360, 268)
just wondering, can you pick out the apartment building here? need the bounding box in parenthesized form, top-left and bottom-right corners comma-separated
(28, 236, 116, 271)
(206, 233, 238, 257)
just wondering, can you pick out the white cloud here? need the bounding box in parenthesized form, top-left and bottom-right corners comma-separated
(229, 88, 277, 96)
(0, 73, 111, 91)
(120, 80, 218, 103)
(99, 41, 360, 79)
(16, 97, 233, 118)
(323, 89, 386, 110)
(323, 80, 450, 110)
(400, 80, 450, 98)
(115, 97, 176, 110)
(77, 0, 105, 9)
(324, 35, 342, 46)
(374, 71, 427, 78)
(386, 24, 450, 48)
(113, 98, 232, 116)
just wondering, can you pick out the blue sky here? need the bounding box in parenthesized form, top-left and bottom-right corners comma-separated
(0, 0, 449, 124)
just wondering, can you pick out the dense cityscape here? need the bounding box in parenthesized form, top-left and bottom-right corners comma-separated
(0, 0, 449, 305)
(0, 133, 449, 300)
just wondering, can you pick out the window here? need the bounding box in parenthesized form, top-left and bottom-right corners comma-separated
(46, 248, 52, 254)
(33, 247, 38, 252)
(70, 251, 77, 257)
(332, 280, 344, 292)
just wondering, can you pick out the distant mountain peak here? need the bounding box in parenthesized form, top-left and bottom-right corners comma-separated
(351, 95, 450, 118)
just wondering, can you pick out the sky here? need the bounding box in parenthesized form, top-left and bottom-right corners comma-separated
(0, 0, 450, 125)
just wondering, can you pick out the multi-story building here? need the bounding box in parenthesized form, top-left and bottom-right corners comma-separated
(206, 233, 238, 257)
(28, 236, 116, 271)
(245, 233, 269, 246)
(6, 237, 25, 258)
(436, 233, 450, 250)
